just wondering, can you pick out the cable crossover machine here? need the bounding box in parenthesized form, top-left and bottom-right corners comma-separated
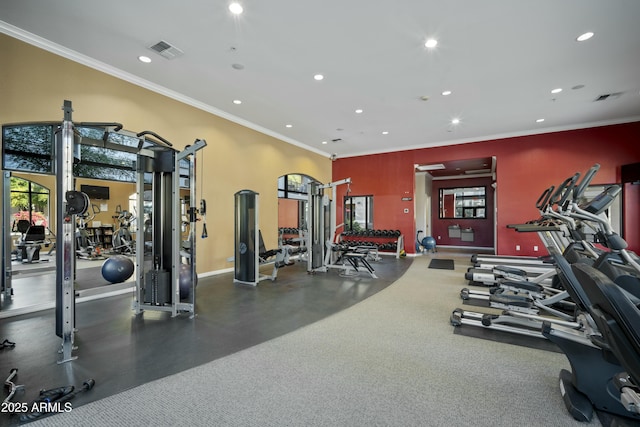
(1, 101, 207, 363)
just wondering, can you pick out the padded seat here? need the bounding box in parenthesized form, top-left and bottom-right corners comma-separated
(17, 224, 47, 263)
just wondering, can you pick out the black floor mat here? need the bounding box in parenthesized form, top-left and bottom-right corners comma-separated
(428, 259, 455, 270)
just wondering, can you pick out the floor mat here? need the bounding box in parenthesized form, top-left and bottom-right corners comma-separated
(428, 259, 455, 270)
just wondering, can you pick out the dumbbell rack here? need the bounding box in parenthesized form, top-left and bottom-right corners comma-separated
(340, 230, 404, 259)
(279, 227, 304, 246)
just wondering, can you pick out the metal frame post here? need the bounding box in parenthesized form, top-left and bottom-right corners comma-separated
(2, 171, 12, 299)
(56, 100, 77, 363)
(133, 155, 146, 315)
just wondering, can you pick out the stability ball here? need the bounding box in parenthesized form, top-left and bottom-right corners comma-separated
(179, 264, 198, 299)
(422, 236, 437, 252)
(101, 255, 134, 284)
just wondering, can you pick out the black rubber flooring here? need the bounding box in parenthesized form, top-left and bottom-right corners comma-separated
(0, 257, 410, 426)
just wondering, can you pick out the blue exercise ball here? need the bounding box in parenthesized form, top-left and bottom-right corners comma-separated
(179, 264, 198, 299)
(101, 255, 134, 284)
(422, 236, 437, 251)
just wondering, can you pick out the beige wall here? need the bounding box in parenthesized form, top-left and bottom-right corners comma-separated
(1, 34, 330, 272)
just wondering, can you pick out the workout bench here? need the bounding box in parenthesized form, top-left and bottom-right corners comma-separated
(16, 225, 48, 263)
(334, 246, 377, 278)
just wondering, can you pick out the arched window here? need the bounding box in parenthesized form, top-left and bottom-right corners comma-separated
(10, 177, 50, 232)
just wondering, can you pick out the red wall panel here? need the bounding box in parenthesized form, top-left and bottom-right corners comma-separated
(432, 176, 495, 248)
(333, 122, 640, 255)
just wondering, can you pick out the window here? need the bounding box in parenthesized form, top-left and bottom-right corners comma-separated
(278, 174, 314, 200)
(344, 195, 373, 231)
(439, 186, 486, 219)
(75, 145, 137, 182)
(10, 176, 50, 232)
(2, 124, 55, 174)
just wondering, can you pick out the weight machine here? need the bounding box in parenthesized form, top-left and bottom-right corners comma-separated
(132, 133, 206, 318)
(2, 100, 206, 363)
(234, 190, 306, 286)
(306, 178, 377, 278)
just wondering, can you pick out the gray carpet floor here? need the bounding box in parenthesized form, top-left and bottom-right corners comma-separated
(28, 253, 602, 427)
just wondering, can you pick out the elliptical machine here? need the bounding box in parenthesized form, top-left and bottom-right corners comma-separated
(111, 205, 136, 254)
(75, 203, 104, 260)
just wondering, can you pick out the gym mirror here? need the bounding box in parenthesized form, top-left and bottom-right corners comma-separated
(439, 186, 486, 219)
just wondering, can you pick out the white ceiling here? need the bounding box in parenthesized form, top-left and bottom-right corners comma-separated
(1, 0, 640, 159)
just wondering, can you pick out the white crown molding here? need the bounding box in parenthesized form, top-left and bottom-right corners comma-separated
(0, 21, 332, 159)
(338, 116, 640, 159)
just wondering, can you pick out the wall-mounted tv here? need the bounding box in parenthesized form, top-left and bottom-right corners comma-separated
(81, 184, 110, 200)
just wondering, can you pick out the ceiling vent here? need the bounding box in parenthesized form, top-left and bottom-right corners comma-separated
(594, 92, 623, 102)
(331, 138, 342, 143)
(148, 40, 184, 60)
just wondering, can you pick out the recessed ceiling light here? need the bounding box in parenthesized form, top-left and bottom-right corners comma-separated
(382, 131, 389, 135)
(355, 109, 363, 114)
(229, 2, 243, 14)
(425, 38, 438, 48)
(314, 74, 324, 81)
(138, 56, 151, 63)
(551, 88, 563, 94)
(451, 118, 460, 125)
(576, 32, 594, 42)
(322, 141, 328, 145)
(536, 118, 545, 123)
(441, 90, 452, 96)
(285, 124, 293, 128)
(233, 99, 242, 105)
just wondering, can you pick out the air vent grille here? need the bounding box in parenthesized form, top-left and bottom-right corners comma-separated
(594, 92, 623, 101)
(148, 40, 184, 60)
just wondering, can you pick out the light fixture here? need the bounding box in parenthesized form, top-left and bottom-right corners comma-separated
(382, 131, 389, 135)
(314, 74, 324, 81)
(233, 99, 242, 105)
(285, 124, 293, 128)
(551, 88, 563, 94)
(355, 109, 363, 114)
(576, 32, 594, 42)
(229, 2, 243, 14)
(322, 141, 328, 145)
(416, 163, 445, 171)
(425, 38, 438, 48)
(536, 118, 545, 123)
(138, 55, 151, 63)
(441, 90, 452, 96)
(451, 118, 460, 125)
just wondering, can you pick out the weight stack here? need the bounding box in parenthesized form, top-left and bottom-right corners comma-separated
(143, 269, 171, 305)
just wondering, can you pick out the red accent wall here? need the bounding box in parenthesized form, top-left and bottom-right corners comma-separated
(278, 198, 299, 229)
(333, 122, 640, 256)
(624, 182, 640, 251)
